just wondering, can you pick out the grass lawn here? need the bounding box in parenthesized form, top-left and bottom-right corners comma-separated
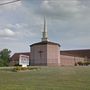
(0, 66, 90, 90)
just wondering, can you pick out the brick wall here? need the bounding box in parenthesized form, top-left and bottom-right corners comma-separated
(60, 55, 85, 66)
(31, 44, 47, 65)
(47, 44, 60, 66)
(31, 43, 60, 66)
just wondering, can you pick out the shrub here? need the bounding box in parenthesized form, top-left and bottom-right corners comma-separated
(77, 61, 84, 66)
(13, 66, 21, 71)
(12, 66, 38, 72)
(84, 61, 90, 66)
(77, 61, 90, 66)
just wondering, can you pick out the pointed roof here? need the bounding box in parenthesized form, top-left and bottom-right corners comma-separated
(44, 16, 47, 32)
(41, 17, 48, 41)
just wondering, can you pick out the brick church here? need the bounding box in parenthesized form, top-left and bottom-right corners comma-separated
(10, 18, 90, 66)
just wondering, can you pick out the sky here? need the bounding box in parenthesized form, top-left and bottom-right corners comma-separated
(0, 0, 90, 55)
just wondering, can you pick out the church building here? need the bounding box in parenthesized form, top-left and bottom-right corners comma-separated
(10, 18, 90, 66)
(30, 17, 60, 66)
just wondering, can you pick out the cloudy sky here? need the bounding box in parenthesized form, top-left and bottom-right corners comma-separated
(0, 0, 90, 55)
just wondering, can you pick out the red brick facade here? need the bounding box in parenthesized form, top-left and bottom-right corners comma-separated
(10, 49, 90, 66)
(47, 44, 60, 66)
(30, 41, 60, 66)
(60, 55, 85, 66)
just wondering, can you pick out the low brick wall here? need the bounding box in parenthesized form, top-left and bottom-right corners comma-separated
(60, 55, 85, 66)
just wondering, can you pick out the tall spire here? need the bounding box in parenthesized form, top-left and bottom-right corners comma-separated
(42, 16, 48, 42)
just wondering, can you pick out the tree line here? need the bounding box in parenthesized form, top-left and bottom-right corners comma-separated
(0, 49, 11, 67)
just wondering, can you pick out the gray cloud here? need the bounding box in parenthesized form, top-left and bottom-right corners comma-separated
(0, 28, 15, 37)
(23, 0, 90, 20)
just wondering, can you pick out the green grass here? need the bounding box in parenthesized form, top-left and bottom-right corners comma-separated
(0, 66, 90, 90)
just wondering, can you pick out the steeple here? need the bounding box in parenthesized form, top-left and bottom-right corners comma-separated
(41, 16, 48, 42)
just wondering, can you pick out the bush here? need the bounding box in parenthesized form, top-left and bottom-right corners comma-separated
(77, 61, 84, 66)
(84, 61, 90, 66)
(13, 66, 28, 71)
(77, 61, 90, 66)
(12, 66, 38, 72)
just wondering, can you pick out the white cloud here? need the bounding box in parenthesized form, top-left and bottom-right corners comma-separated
(0, 28, 15, 37)
(6, 23, 28, 29)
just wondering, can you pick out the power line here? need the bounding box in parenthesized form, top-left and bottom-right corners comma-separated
(0, 0, 21, 6)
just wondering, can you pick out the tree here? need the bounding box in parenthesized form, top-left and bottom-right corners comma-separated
(0, 49, 11, 66)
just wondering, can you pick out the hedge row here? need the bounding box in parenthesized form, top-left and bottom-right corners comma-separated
(76, 61, 90, 66)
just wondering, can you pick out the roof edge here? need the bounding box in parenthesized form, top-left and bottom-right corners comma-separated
(30, 41, 60, 47)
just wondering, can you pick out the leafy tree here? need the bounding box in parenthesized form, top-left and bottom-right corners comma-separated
(0, 49, 11, 67)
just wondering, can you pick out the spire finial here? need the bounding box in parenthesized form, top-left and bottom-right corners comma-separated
(41, 16, 48, 42)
